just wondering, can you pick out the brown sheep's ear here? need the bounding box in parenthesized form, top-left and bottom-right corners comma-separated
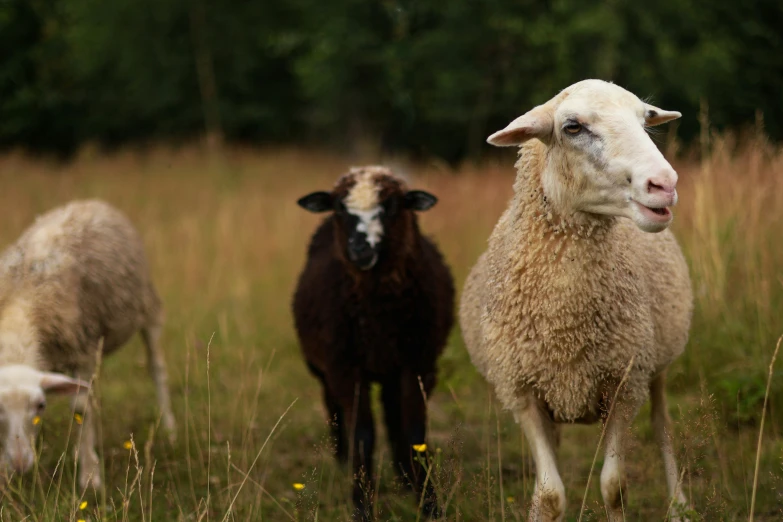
(403, 190, 437, 211)
(297, 192, 334, 213)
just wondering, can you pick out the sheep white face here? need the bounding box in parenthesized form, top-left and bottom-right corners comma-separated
(341, 171, 384, 270)
(0, 366, 87, 477)
(297, 167, 438, 270)
(488, 79, 682, 233)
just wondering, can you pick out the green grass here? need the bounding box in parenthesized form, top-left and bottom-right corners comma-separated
(0, 141, 780, 520)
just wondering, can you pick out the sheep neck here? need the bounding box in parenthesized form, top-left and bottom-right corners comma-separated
(512, 141, 616, 242)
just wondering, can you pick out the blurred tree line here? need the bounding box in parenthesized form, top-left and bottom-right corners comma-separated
(1, 0, 781, 161)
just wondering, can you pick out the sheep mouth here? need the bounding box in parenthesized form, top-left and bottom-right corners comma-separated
(349, 252, 379, 271)
(634, 201, 671, 222)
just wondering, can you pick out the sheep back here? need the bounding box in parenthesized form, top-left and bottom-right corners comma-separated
(0, 200, 160, 372)
(293, 217, 454, 380)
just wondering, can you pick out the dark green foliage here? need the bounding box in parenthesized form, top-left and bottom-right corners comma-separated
(716, 370, 782, 427)
(0, 0, 82, 153)
(0, 0, 781, 159)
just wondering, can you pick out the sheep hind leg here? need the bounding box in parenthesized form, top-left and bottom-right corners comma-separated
(514, 397, 565, 522)
(650, 372, 688, 521)
(141, 313, 177, 442)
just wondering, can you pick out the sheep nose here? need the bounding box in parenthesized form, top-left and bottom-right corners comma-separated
(349, 235, 373, 255)
(354, 242, 372, 255)
(647, 170, 678, 196)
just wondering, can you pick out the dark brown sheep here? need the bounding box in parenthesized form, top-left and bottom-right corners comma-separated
(292, 166, 454, 520)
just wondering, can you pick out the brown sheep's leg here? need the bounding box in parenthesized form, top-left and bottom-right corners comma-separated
(141, 316, 177, 442)
(381, 376, 418, 488)
(326, 395, 347, 463)
(380, 376, 406, 475)
(331, 377, 376, 521)
(307, 363, 347, 462)
(650, 372, 688, 521)
(397, 370, 439, 518)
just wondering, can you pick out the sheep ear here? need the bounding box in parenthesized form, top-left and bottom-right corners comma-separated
(297, 191, 334, 213)
(39, 372, 89, 395)
(487, 106, 554, 147)
(644, 104, 681, 126)
(403, 190, 437, 211)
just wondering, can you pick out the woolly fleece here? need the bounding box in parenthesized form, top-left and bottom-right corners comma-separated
(459, 140, 692, 422)
(0, 200, 161, 373)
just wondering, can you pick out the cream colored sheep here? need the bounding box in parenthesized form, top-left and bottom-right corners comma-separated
(0, 200, 176, 489)
(460, 80, 692, 522)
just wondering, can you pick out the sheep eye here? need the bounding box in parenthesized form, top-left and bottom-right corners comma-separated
(37, 401, 46, 412)
(564, 122, 583, 135)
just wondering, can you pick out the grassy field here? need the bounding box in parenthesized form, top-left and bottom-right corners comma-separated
(0, 137, 781, 521)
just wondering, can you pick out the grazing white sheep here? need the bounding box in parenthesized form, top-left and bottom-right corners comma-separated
(0, 200, 176, 489)
(460, 80, 692, 521)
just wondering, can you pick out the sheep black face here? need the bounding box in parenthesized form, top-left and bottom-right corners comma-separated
(297, 166, 438, 270)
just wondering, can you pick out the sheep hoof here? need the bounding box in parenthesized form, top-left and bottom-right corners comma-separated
(668, 499, 693, 522)
(421, 498, 441, 519)
(79, 470, 102, 491)
(351, 506, 373, 522)
(164, 424, 178, 445)
(529, 489, 565, 522)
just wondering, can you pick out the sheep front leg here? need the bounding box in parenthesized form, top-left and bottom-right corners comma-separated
(71, 377, 101, 491)
(332, 376, 376, 521)
(307, 362, 347, 461)
(650, 372, 688, 520)
(600, 392, 645, 522)
(141, 318, 177, 442)
(514, 396, 565, 522)
(600, 407, 626, 522)
(384, 369, 439, 518)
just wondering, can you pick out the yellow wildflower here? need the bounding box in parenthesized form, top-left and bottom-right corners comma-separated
(32, 416, 41, 426)
(74, 413, 83, 425)
(506, 496, 515, 504)
(79, 500, 88, 510)
(123, 440, 133, 450)
(412, 444, 427, 453)
(292, 483, 305, 491)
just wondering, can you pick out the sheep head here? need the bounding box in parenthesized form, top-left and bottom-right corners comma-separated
(0, 365, 88, 477)
(297, 166, 437, 270)
(488, 79, 682, 233)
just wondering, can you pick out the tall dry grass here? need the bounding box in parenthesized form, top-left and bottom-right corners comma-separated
(672, 135, 783, 423)
(0, 138, 780, 520)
